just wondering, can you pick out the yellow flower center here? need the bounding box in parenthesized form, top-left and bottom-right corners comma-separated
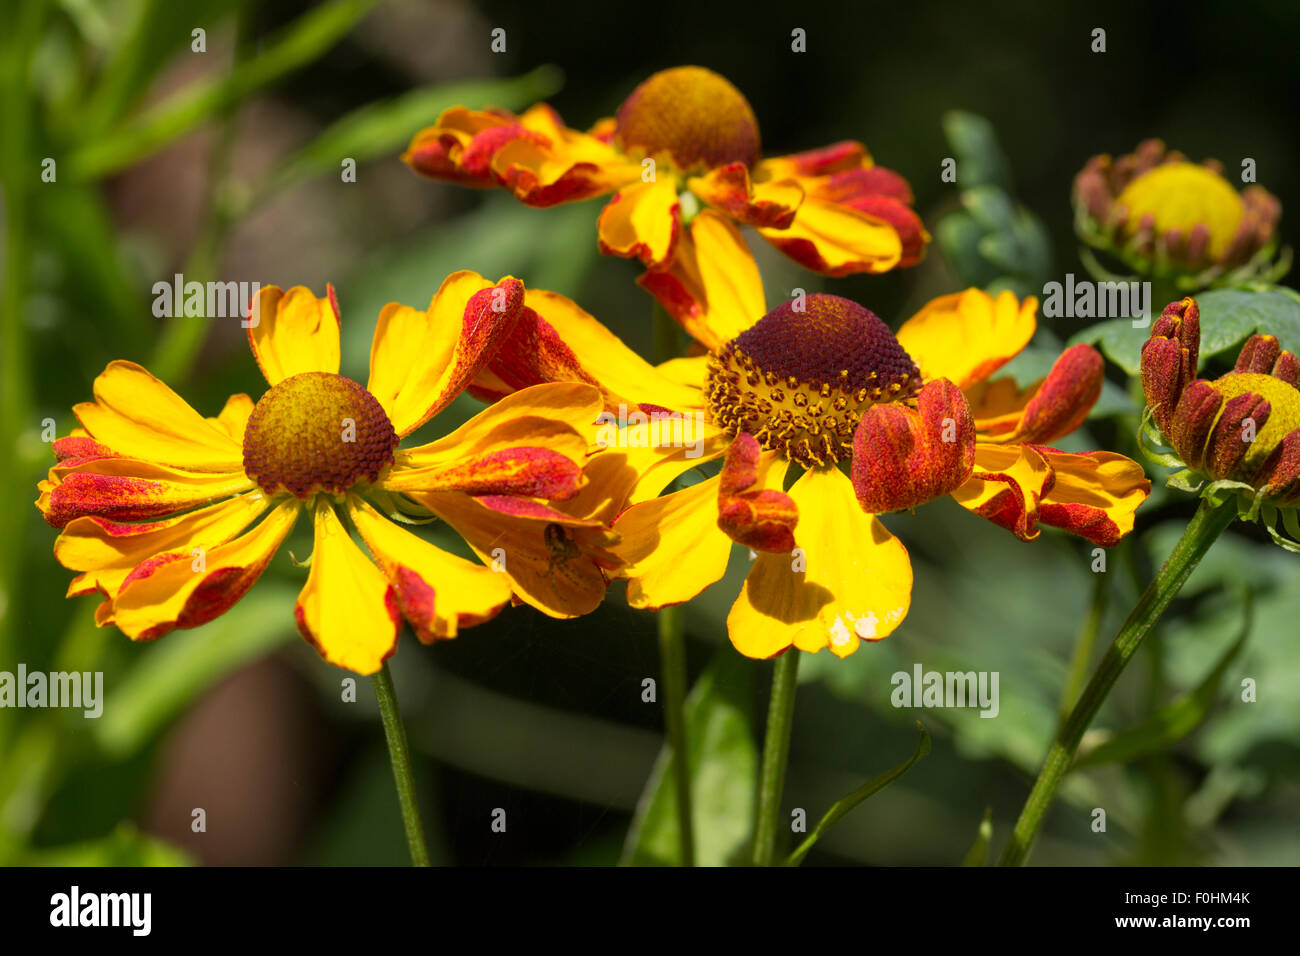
(1212, 371, 1300, 474)
(1116, 162, 1244, 260)
(614, 66, 761, 174)
(706, 295, 920, 468)
(242, 372, 399, 499)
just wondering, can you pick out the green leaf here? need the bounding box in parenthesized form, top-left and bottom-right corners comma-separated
(255, 66, 563, 201)
(936, 212, 996, 287)
(621, 646, 758, 866)
(94, 582, 300, 757)
(785, 722, 931, 866)
(1195, 286, 1300, 359)
(941, 111, 1012, 190)
(962, 185, 1016, 233)
(69, 0, 384, 179)
(1074, 591, 1253, 769)
(962, 806, 993, 866)
(19, 822, 192, 866)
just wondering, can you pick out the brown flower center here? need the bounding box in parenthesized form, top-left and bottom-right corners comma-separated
(242, 372, 398, 499)
(706, 295, 920, 468)
(614, 66, 761, 174)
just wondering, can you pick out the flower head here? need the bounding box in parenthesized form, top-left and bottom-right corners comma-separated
(1141, 296, 1300, 546)
(37, 273, 617, 674)
(404, 66, 928, 336)
(1074, 139, 1284, 284)
(463, 274, 1151, 659)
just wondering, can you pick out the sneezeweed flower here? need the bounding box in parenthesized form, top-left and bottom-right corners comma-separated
(404, 65, 927, 342)
(1140, 296, 1300, 550)
(1074, 138, 1285, 286)
(36, 272, 616, 674)
(467, 278, 1151, 659)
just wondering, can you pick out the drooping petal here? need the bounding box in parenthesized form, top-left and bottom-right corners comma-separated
(638, 210, 766, 351)
(611, 474, 733, 609)
(367, 272, 525, 437)
(1034, 448, 1150, 547)
(949, 443, 1054, 541)
(896, 288, 1037, 390)
(757, 196, 903, 277)
(596, 178, 681, 268)
(111, 499, 299, 641)
(851, 378, 976, 513)
(727, 466, 913, 659)
(348, 496, 512, 642)
(72, 361, 244, 471)
(294, 499, 401, 675)
(994, 344, 1104, 444)
(715, 435, 797, 552)
(686, 163, 801, 229)
(247, 285, 341, 387)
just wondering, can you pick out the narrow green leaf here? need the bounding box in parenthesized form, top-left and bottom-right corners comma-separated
(785, 721, 931, 866)
(69, 0, 384, 179)
(1074, 592, 1253, 769)
(621, 646, 758, 866)
(94, 583, 300, 757)
(962, 806, 994, 866)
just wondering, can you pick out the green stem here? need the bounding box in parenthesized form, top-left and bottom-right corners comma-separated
(753, 651, 800, 866)
(1000, 498, 1236, 866)
(657, 604, 695, 867)
(649, 301, 694, 866)
(371, 663, 430, 867)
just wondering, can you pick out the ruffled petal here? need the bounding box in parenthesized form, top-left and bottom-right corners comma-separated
(757, 196, 903, 277)
(610, 475, 733, 609)
(596, 178, 681, 268)
(949, 443, 1053, 541)
(367, 273, 526, 437)
(72, 361, 244, 471)
(896, 288, 1037, 389)
(1034, 448, 1150, 547)
(294, 499, 401, 674)
(727, 466, 912, 659)
(247, 285, 341, 387)
(638, 210, 766, 351)
(716, 436, 797, 552)
(348, 496, 512, 642)
(111, 499, 299, 641)
(687, 163, 801, 228)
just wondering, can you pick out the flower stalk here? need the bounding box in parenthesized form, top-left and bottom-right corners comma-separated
(371, 662, 431, 867)
(753, 650, 800, 866)
(1000, 497, 1237, 865)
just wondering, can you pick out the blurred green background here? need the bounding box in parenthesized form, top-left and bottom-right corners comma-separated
(1, 0, 1298, 865)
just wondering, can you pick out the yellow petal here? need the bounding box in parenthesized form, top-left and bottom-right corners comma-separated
(727, 466, 912, 659)
(112, 498, 299, 640)
(896, 289, 1037, 390)
(208, 393, 256, 443)
(73, 361, 243, 471)
(349, 496, 512, 642)
(1036, 448, 1150, 546)
(949, 443, 1053, 541)
(294, 499, 401, 674)
(596, 178, 681, 267)
(639, 210, 766, 351)
(757, 196, 902, 277)
(611, 474, 733, 609)
(248, 285, 341, 386)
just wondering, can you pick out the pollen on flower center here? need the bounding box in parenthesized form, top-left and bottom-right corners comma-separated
(706, 294, 920, 467)
(1116, 162, 1244, 260)
(242, 372, 399, 499)
(614, 66, 761, 174)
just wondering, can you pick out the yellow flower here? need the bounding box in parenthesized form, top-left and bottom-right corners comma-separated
(404, 66, 928, 339)
(36, 272, 616, 674)
(465, 274, 1151, 659)
(1074, 139, 1283, 282)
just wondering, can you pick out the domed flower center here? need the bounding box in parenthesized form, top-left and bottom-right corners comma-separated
(1116, 162, 1244, 259)
(706, 295, 920, 468)
(242, 372, 399, 499)
(614, 66, 761, 174)
(1212, 371, 1300, 476)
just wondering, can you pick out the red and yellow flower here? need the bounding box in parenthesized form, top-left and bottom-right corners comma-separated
(36, 272, 619, 674)
(1074, 139, 1283, 284)
(404, 66, 927, 341)
(467, 274, 1151, 659)
(1141, 296, 1300, 546)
